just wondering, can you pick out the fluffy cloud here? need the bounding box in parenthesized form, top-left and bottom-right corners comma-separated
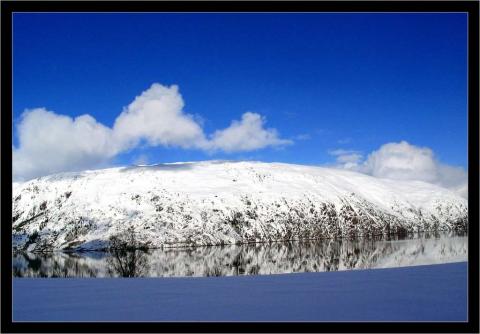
(13, 109, 116, 181)
(331, 141, 468, 198)
(361, 142, 439, 182)
(206, 112, 293, 153)
(13, 83, 291, 181)
(112, 84, 206, 150)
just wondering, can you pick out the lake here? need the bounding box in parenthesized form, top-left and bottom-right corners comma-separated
(12, 230, 467, 278)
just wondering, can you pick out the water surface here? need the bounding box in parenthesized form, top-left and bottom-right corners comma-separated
(12, 231, 467, 278)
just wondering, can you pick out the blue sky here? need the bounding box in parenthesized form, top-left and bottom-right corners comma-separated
(12, 13, 468, 189)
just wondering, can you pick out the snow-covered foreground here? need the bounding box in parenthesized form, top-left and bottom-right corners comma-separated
(12, 161, 468, 251)
(13, 262, 467, 321)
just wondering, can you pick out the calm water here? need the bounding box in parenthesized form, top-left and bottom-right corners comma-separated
(13, 231, 467, 278)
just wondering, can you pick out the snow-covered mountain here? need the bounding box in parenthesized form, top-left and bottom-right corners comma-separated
(12, 161, 468, 252)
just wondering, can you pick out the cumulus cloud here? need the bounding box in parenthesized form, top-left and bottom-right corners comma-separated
(13, 83, 291, 181)
(13, 109, 117, 181)
(112, 84, 206, 150)
(361, 142, 439, 182)
(206, 112, 293, 153)
(331, 141, 468, 198)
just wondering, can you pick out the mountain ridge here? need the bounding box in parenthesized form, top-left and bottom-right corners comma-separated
(12, 161, 468, 252)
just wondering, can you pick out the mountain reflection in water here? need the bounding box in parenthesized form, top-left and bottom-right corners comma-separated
(12, 231, 467, 278)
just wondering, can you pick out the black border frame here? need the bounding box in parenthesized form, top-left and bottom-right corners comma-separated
(1, 1, 478, 333)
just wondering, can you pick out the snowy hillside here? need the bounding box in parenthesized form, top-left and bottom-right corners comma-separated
(12, 161, 468, 252)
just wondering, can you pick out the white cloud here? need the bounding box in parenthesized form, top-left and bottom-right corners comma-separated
(13, 108, 116, 181)
(331, 141, 468, 198)
(361, 142, 439, 182)
(328, 149, 363, 169)
(13, 83, 291, 181)
(336, 153, 363, 165)
(112, 84, 206, 150)
(206, 112, 293, 153)
(328, 149, 361, 157)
